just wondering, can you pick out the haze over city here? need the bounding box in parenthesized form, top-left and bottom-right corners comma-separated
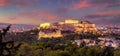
(0, 0, 120, 25)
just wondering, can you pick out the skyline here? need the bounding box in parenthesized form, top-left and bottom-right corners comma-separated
(0, 0, 120, 25)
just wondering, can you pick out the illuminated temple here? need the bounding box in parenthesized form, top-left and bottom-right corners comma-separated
(38, 19, 98, 38)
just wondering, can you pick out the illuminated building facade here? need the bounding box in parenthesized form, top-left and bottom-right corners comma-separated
(65, 19, 79, 24)
(74, 21, 97, 33)
(38, 29, 63, 39)
(38, 19, 98, 38)
(37, 23, 51, 29)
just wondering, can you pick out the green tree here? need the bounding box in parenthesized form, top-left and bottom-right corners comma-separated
(45, 50, 70, 56)
(16, 43, 44, 56)
(114, 49, 120, 56)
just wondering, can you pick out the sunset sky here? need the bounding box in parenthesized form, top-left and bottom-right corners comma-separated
(0, 0, 120, 25)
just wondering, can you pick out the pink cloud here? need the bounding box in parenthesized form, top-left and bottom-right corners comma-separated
(72, 0, 120, 10)
(14, 0, 40, 8)
(85, 10, 120, 19)
(0, 0, 9, 6)
(37, 11, 56, 20)
(96, 10, 120, 16)
(73, 0, 90, 10)
(5, 9, 58, 24)
(0, 0, 40, 9)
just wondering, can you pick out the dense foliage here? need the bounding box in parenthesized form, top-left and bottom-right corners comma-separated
(12, 42, 120, 56)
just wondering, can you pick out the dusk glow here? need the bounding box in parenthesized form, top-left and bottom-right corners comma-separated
(0, 0, 120, 25)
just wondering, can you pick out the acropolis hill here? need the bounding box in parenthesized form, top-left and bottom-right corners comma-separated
(37, 19, 101, 38)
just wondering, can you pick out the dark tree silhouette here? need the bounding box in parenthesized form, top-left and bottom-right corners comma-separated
(0, 25, 22, 56)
